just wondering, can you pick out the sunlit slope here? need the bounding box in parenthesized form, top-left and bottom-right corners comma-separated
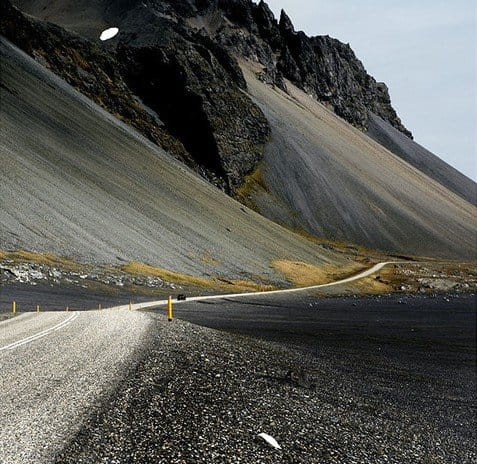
(0, 39, 345, 280)
(367, 113, 476, 205)
(241, 64, 477, 260)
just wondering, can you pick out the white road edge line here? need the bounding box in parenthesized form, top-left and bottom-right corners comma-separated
(0, 313, 78, 351)
(109, 261, 397, 312)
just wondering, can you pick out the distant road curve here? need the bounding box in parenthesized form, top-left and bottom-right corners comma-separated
(113, 261, 396, 311)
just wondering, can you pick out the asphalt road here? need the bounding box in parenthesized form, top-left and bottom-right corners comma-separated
(0, 283, 158, 317)
(0, 288, 475, 463)
(0, 308, 153, 464)
(0, 262, 393, 317)
(173, 292, 476, 354)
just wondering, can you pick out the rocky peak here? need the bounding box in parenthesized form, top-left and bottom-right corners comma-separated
(279, 9, 294, 34)
(3, 0, 413, 196)
(254, 1, 278, 40)
(213, 0, 412, 137)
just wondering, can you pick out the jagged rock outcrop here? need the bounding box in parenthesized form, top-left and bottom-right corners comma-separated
(1, 0, 270, 191)
(4, 0, 413, 194)
(116, 22, 269, 189)
(214, 0, 412, 136)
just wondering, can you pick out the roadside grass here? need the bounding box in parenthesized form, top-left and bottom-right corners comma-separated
(120, 261, 216, 288)
(120, 261, 276, 293)
(0, 250, 82, 271)
(0, 250, 277, 295)
(272, 259, 369, 287)
(315, 261, 477, 296)
(345, 271, 394, 294)
(0, 250, 399, 295)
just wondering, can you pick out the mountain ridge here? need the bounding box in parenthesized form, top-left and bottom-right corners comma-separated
(0, 37, 349, 280)
(3, 0, 413, 187)
(1, 0, 476, 260)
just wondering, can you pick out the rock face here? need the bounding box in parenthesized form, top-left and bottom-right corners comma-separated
(116, 29, 269, 190)
(1, 0, 270, 191)
(3, 0, 412, 193)
(214, 1, 412, 136)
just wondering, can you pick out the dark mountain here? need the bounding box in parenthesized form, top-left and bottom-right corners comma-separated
(2, 0, 412, 188)
(0, 37, 345, 278)
(1, 0, 476, 259)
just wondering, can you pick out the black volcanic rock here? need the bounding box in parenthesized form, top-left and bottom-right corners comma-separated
(254, 1, 279, 42)
(215, 1, 412, 137)
(1, 0, 270, 191)
(4, 0, 413, 193)
(279, 9, 295, 34)
(117, 32, 269, 189)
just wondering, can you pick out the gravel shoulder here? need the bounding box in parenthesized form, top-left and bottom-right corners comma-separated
(55, 294, 476, 464)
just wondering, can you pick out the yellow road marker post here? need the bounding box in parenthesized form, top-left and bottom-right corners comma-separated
(99, 304, 102, 311)
(167, 296, 173, 322)
(66, 306, 69, 312)
(12, 301, 16, 315)
(36, 305, 40, 313)
(129, 301, 132, 311)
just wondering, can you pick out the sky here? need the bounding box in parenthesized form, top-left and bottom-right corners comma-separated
(264, 0, 476, 181)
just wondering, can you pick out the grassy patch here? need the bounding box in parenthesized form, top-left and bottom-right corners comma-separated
(235, 165, 269, 208)
(120, 261, 218, 288)
(120, 261, 275, 292)
(272, 259, 368, 287)
(70, 49, 90, 70)
(346, 272, 394, 294)
(0, 250, 82, 270)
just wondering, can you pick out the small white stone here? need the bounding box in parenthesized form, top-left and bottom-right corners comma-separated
(258, 432, 281, 449)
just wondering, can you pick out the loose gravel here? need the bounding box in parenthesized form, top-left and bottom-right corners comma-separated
(55, 313, 476, 463)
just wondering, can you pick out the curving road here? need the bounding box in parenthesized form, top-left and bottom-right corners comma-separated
(0, 262, 390, 462)
(0, 261, 475, 464)
(109, 261, 394, 311)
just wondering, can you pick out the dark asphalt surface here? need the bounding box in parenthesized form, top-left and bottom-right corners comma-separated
(174, 292, 476, 351)
(2, 284, 476, 462)
(172, 292, 477, 444)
